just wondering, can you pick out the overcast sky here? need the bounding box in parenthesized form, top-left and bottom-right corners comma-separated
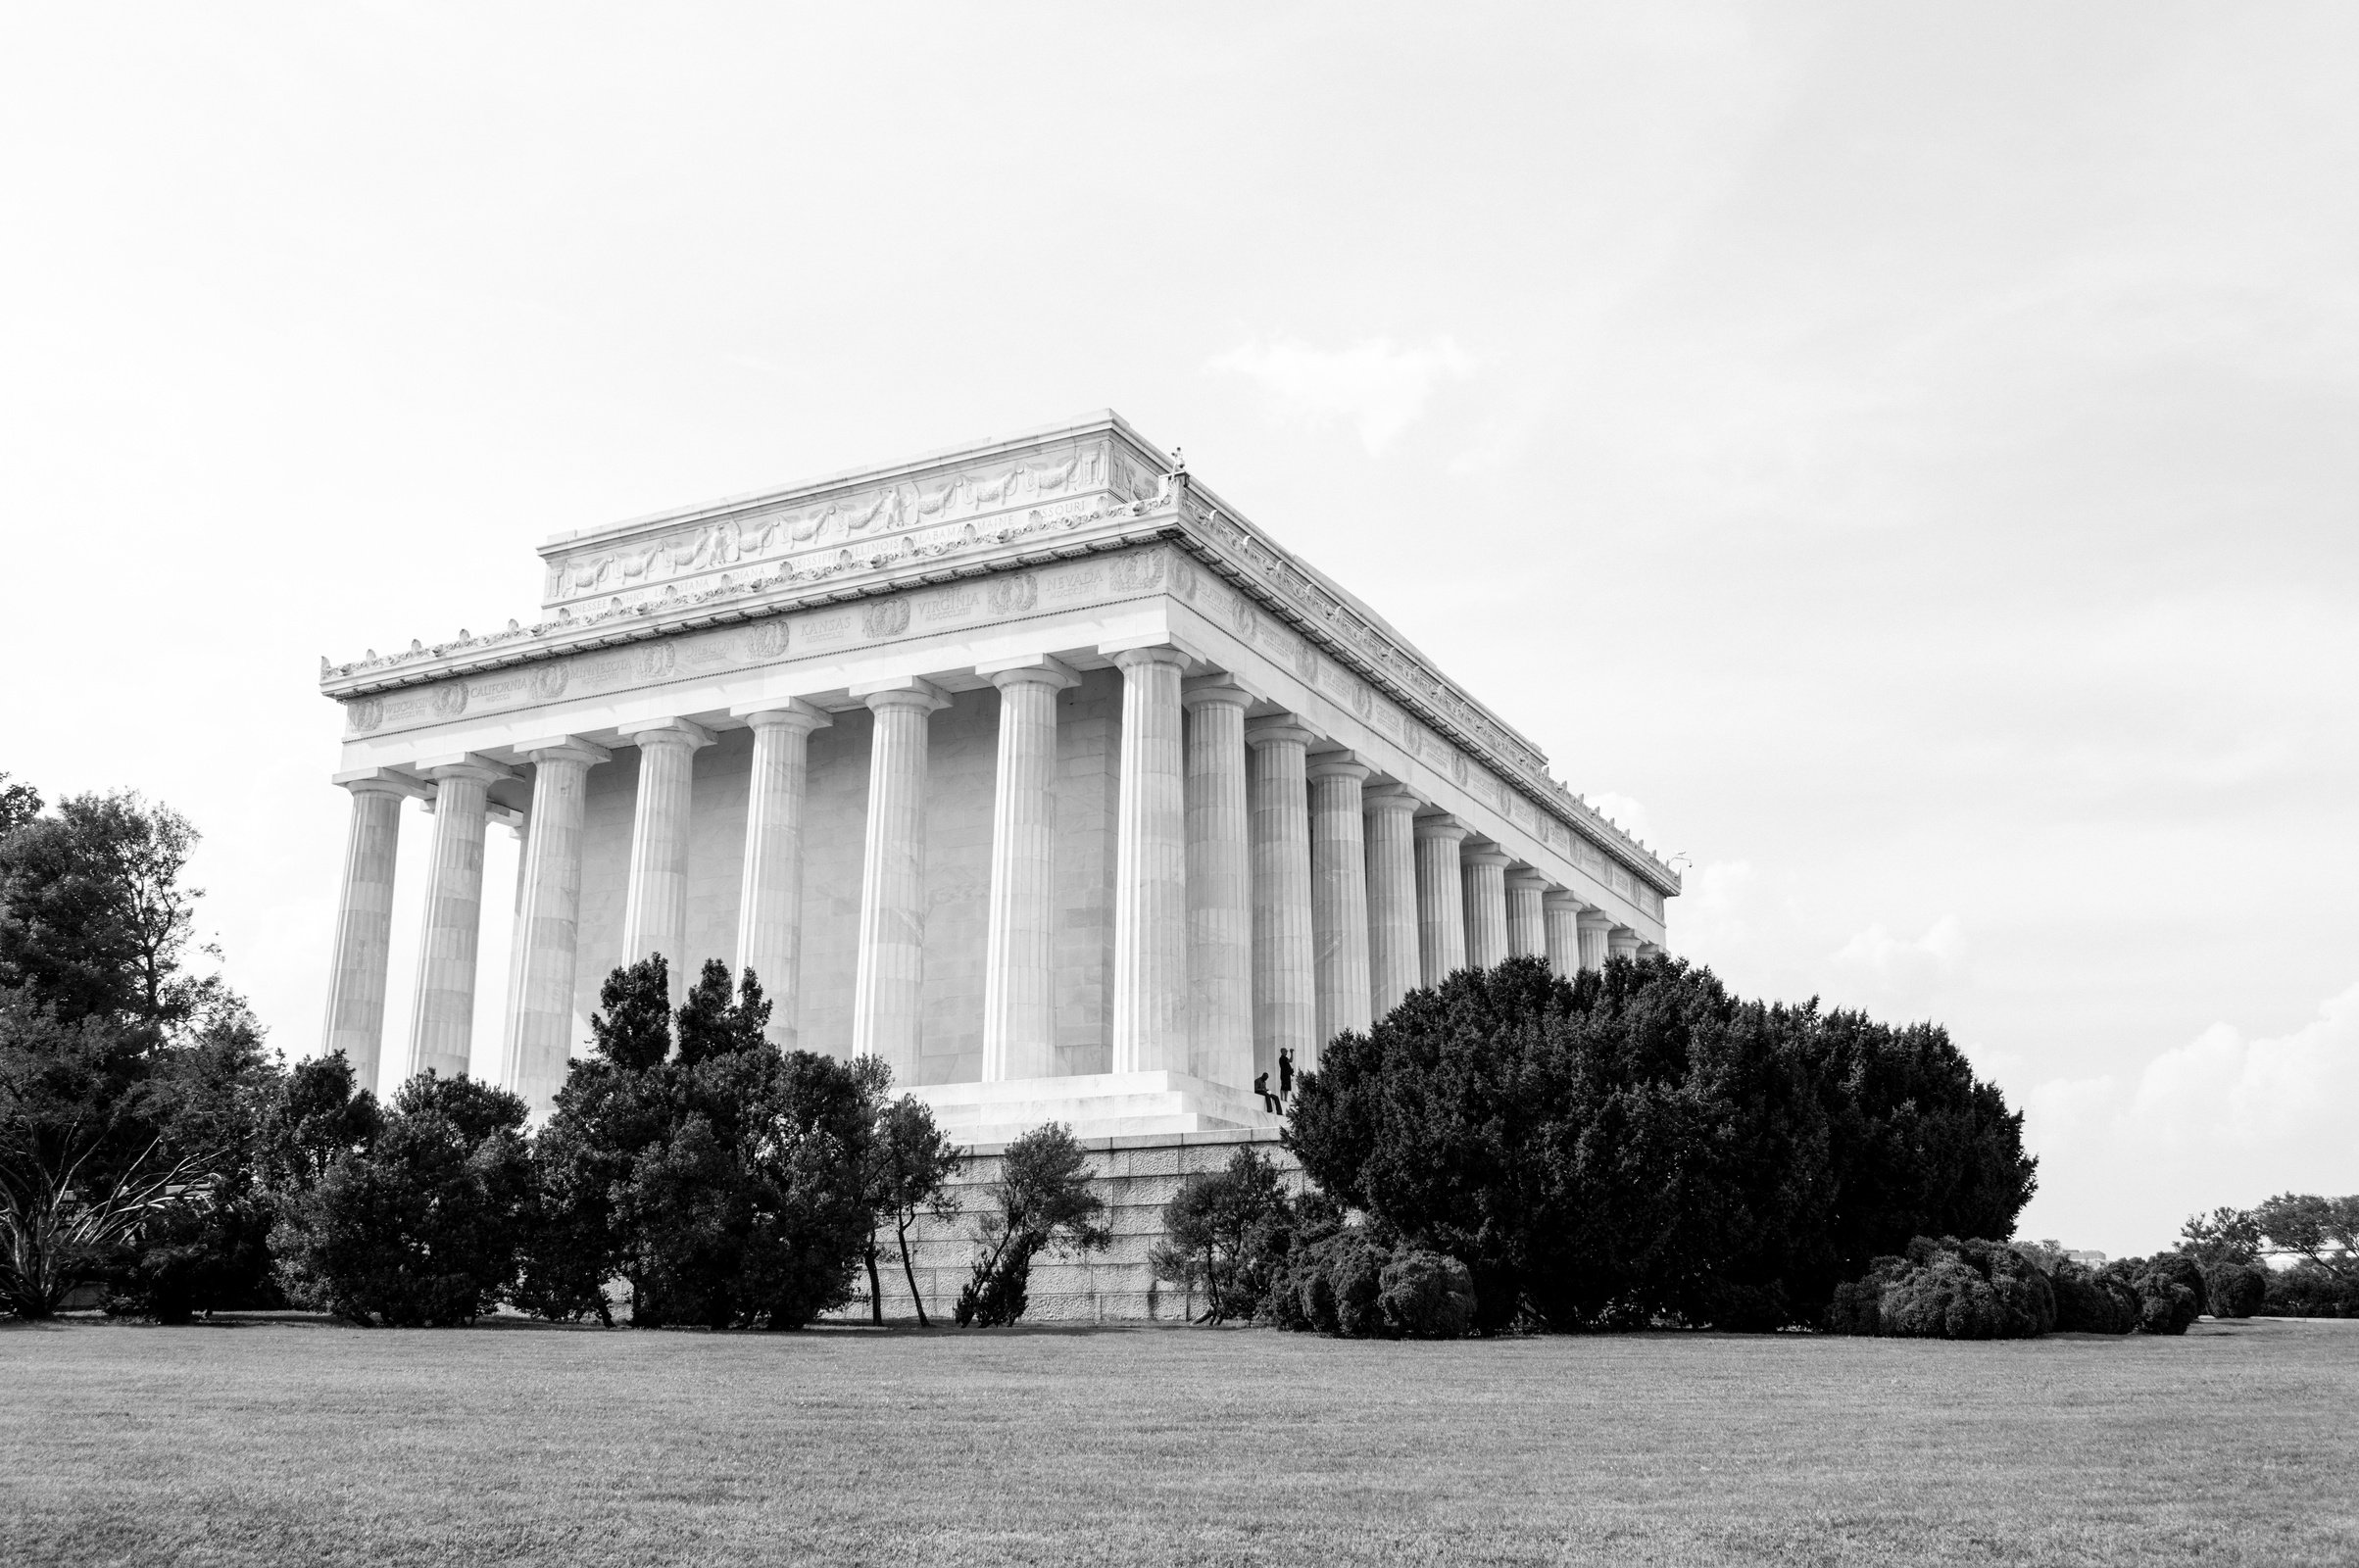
(4, 4, 2353, 1255)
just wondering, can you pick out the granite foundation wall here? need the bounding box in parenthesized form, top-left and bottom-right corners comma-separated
(836, 1127, 1305, 1324)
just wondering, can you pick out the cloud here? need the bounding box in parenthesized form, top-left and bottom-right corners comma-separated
(2016, 982, 2359, 1252)
(1829, 915, 1967, 1015)
(1589, 790, 1654, 846)
(1206, 335, 1474, 453)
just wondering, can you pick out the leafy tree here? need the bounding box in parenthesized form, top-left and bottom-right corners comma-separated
(2179, 1205, 2266, 1266)
(523, 957, 877, 1330)
(270, 1072, 533, 1326)
(859, 1064, 962, 1327)
(2248, 1194, 2359, 1283)
(954, 1122, 1109, 1327)
(1150, 1146, 1293, 1324)
(0, 789, 277, 1318)
(1289, 954, 2036, 1334)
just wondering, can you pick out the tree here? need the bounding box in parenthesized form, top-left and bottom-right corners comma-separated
(860, 1066, 962, 1327)
(523, 957, 878, 1330)
(270, 1072, 533, 1326)
(1288, 954, 2036, 1334)
(0, 772, 39, 839)
(1151, 1146, 1293, 1324)
(954, 1122, 1109, 1327)
(2248, 1194, 2359, 1283)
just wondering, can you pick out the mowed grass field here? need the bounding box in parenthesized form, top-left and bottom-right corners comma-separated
(5, 1315, 2356, 1567)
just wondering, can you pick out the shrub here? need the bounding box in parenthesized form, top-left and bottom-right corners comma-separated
(1824, 1237, 2052, 1340)
(2266, 1260, 2359, 1317)
(2103, 1255, 2203, 1336)
(2204, 1260, 2269, 1319)
(1378, 1249, 1475, 1339)
(2047, 1260, 2137, 1334)
(954, 1123, 1108, 1328)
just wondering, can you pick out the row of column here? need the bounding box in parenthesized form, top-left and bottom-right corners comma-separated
(321, 643, 1657, 1110)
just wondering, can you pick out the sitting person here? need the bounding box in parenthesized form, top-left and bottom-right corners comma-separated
(1254, 1070, 1282, 1114)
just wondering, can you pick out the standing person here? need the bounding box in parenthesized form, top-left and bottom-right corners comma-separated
(1278, 1048, 1296, 1108)
(1254, 1071, 1281, 1115)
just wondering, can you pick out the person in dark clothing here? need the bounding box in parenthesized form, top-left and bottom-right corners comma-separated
(1277, 1048, 1296, 1105)
(1254, 1071, 1281, 1114)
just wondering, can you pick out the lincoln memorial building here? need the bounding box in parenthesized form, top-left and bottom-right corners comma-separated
(317, 411, 1678, 1152)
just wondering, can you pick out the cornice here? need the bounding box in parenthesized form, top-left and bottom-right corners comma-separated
(319, 426, 1681, 899)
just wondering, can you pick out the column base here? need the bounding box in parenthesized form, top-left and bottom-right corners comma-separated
(909, 1070, 1284, 1146)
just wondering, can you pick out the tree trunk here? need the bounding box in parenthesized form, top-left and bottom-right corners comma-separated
(898, 1217, 929, 1328)
(864, 1243, 884, 1325)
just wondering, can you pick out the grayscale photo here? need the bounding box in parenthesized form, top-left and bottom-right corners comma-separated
(4, 6, 2354, 1565)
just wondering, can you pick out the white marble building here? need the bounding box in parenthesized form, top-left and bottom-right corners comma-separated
(317, 412, 1677, 1145)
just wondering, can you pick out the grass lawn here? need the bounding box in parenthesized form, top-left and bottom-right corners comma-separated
(4, 1314, 2355, 1567)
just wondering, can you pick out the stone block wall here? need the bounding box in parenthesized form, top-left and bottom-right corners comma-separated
(840, 1127, 1306, 1324)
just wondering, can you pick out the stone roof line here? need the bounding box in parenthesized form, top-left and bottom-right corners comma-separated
(318, 415, 1680, 896)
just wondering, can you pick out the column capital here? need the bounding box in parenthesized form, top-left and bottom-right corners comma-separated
(1413, 812, 1470, 844)
(1504, 867, 1552, 893)
(1461, 842, 1515, 869)
(977, 653, 1080, 691)
(852, 675, 951, 713)
(332, 766, 433, 801)
(1542, 889, 1586, 911)
(1305, 753, 1370, 784)
(1244, 713, 1318, 751)
(1105, 641, 1192, 672)
(1181, 676, 1254, 712)
(729, 698, 833, 732)
(414, 753, 518, 786)
(618, 717, 715, 751)
(514, 737, 613, 767)
(1576, 908, 1617, 933)
(1361, 781, 1421, 815)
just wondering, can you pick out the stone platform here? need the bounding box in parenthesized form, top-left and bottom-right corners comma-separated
(837, 1126, 1306, 1324)
(907, 1070, 1283, 1147)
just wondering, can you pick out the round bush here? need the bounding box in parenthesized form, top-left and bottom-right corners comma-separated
(1378, 1249, 1475, 1339)
(2049, 1264, 2137, 1334)
(2204, 1261, 2269, 1319)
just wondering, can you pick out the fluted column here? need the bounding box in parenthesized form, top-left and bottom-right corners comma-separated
(733, 702, 829, 1046)
(1412, 815, 1469, 984)
(1183, 679, 1253, 1089)
(1542, 891, 1584, 979)
(852, 678, 948, 1079)
(1460, 842, 1512, 971)
(321, 771, 418, 1095)
(1504, 869, 1548, 960)
(980, 658, 1075, 1081)
(619, 718, 713, 1001)
(1110, 646, 1191, 1075)
(1248, 716, 1317, 1082)
(1307, 756, 1372, 1057)
(406, 755, 514, 1084)
(1361, 784, 1422, 1021)
(1608, 926, 1644, 963)
(1577, 910, 1614, 973)
(499, 740, 609, 1115)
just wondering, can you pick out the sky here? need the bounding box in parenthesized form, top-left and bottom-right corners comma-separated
(3, 3, 2353, 1256)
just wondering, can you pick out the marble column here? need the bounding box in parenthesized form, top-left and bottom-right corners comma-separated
(733, 702, 829, 1046)
(320, 771, 418, 1095)
(1183, 679, 1253, 1089)
(1637, 940, 1665, 961)
(1504, 868, 1549, 960)
(619, 717, 713, 1000)
(1412, 815, 1469, 985)
(980, 658, 1075, 1082)
(498, 740, 608, 1115)
(1461, 842, 1513, 970)
(1361, 783, 1422, 1023)
(406, 755, 514, 1084)
(1577, 910, 1615, 973)
(1306, 755, 1372, 1055)
(1110, 646, 1191, 1075)
(1542, 891, 1584, 979)
(852, 678, 948, 1080)
(1608, 927, 1644, 963)
(1246, 715, 1317, 1085)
